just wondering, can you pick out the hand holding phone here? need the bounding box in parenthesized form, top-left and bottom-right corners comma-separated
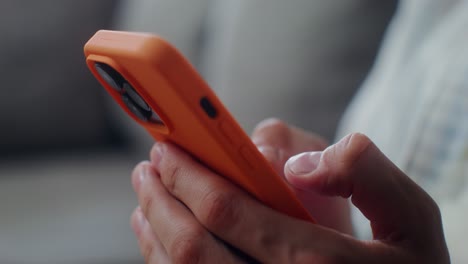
(84, 30, 314, 222)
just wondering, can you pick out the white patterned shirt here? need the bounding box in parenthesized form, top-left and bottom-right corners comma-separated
(337, 0, 468, 262)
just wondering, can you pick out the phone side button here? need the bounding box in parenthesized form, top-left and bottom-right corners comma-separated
(240, 146, 258, 169)
(219, 120, 240, 145)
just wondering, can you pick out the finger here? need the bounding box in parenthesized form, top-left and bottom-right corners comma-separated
(251, 118, 328, 154)
(150, 142, 357, 263)
(131, 161, 241, 264)
(131, 207, 170, 264)
(256, 145, 285, 174)
(256, 145, 352, 233)
(252, 118, 327, 181)
(252, 119, 351, 233)
(284, 133, 446, 244)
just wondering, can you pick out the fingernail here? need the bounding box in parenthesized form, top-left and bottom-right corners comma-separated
(132, 163, 153, 192)
(136, 207, 146, 226)
(132, 169, 143, 192)
(152, 142, 164, 167)
(287, 152, 321, 175)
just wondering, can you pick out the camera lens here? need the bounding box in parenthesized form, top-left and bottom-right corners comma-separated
(122, 83, 151, 112)
(94, 62, 124, 91)
(149, 111, 164, 125)
(121, 93, 152, 122)
(94, 62, 165, 125)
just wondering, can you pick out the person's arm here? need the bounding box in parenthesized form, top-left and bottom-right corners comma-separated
(130, 126, 450, 263)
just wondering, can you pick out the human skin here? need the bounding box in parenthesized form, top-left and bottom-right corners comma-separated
(130, 119, 450, 263)
(251, 119, 353, 235)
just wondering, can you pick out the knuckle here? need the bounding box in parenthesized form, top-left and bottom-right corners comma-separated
(345, 133, 373, 151)
(430, 199, 442, 217)
(424, 195, 442, 224)
(141, 192, 153, 218)
(338, 133, 373, 166)
(320, 133, 373, 197)
(160, 164, 182, 195)
(169, 227, 206, 264)
(140, 190, 154, 219)
(141, 239, 156, 263)
(199, 190, 239, 231)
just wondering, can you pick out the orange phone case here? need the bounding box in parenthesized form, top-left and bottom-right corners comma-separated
(84, 30, 314, 222)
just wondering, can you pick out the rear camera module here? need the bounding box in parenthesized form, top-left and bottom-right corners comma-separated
(123, 83, 151, 112)
(94, 62, 124, 91)
(121, 93, 152, 122)
(94, 62, 165, 125)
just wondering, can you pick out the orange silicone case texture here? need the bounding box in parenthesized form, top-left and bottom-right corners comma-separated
(84, 30, 314, 222)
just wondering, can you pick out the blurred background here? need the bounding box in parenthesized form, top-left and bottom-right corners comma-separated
(0, 0, 396, 263)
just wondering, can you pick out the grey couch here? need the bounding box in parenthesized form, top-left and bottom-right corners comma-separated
(0, 1, 395, 263)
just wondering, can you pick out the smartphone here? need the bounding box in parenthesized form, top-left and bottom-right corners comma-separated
(84, 30, 314, 222)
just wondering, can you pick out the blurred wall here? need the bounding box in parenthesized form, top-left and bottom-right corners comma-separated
(115, 0, 397, 141)
(203, 0, 398, 138)
(0, 0, 121, 159)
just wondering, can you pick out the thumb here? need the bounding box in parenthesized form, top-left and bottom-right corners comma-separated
(284, 133, 443, 243)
